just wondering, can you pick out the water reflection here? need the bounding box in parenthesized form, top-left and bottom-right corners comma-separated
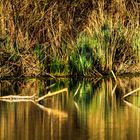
(0, 77, 140, 140)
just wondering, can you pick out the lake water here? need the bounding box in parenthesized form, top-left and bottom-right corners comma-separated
(0, 77, 140, 140)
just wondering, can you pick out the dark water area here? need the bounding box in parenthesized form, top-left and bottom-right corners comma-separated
(0, 77, 140, 140)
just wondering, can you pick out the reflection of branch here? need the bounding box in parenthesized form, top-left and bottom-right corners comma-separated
(123, 99, 140, 111)
(74, 84, 81, 97)
(74, 101, 79, 112)
(123, 87, 140, 98)
(32, 101, 68, 117)
(112, 84, 117, 95)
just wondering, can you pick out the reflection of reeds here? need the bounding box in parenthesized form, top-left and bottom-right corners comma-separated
(0, 101, 68, 140)
(74, 78, 140, 140)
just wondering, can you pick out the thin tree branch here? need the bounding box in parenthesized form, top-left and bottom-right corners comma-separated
(123, 87, 140, 99)
(0, 94, 36, 100)
(36, 88, 68, 102)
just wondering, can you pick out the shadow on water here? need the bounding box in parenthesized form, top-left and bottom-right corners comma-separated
(0, 77, 140, 140)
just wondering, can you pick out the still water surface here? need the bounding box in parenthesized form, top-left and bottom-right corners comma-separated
(0, 77, 140, 140)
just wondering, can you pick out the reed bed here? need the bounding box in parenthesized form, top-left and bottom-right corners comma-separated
(0, 0, 140, 77)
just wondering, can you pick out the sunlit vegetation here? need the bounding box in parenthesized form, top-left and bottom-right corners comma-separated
(0, 0, 140, 77)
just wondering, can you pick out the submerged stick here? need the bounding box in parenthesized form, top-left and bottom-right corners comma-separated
(123, 87, 140, 99)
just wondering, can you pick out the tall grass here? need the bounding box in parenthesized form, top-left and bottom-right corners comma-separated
(68, 34, 94, 76)
(0, 0, 140, 77)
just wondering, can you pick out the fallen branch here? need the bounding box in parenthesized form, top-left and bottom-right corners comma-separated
(0, 94, 36, 100)
(0, 99, 34, 102)
(39, 72, 56, 79)
(37, 88, 68, 102)
(93, 68, 103, 77)
(123, 87, 140, 99)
